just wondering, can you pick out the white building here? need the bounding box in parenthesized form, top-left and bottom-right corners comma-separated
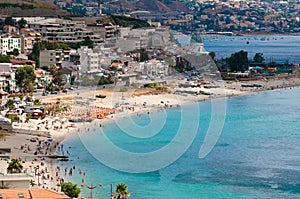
(77, 46, 99, 73)
(187, 34, 208, 55)
(138, 60, 170, 77)
(0, 35, 21, 55)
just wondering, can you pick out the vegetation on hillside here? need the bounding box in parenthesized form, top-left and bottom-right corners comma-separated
(0, 0, 69, 17)
(66, 36, 94, 49)
(0, 0, 58, 10)
(110, 15, 151, 29)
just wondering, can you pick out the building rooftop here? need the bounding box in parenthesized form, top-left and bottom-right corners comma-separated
(0, 188, 70, 199)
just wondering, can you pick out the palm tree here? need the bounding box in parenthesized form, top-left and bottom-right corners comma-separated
(116, 183, 130, 199)
(52, 71, 66, 90)
(7, 159, 23, 173)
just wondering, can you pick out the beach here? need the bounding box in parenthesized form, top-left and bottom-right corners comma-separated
(1, 73, 300, 192)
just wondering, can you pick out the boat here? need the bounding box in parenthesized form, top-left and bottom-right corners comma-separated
(241, 83, 255, 87)
(200, 90, 213, 95)
(59, 158, 69, 162)
(96, 94, 106, 99)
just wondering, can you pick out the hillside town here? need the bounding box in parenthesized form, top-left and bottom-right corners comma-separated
(0, 14, 212, 198)
(51, 0, 300, 34)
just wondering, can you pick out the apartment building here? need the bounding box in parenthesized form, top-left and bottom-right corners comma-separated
(0, 35, 21, 55)
(0, 63, 16, 93)
(28, 18, 103, 44)
(77, 46, 99, 73)
(19, 28, 42, 54)
(39, 49, 70, 68)
(138, 60, 170, 77)
(86, 23, 119, 39)
(115, 27, 171, 52)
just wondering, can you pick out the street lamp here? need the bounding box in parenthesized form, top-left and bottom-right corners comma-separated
(81, 183, 103, 199)
(34, 165, 40, 187)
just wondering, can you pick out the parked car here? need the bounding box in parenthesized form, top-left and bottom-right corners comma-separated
(50, 91, 58, 94)
(42, 91, 49, 96)
(62, 89, 68, 93)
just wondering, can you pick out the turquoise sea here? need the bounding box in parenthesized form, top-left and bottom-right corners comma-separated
(59, 87, 300, 199)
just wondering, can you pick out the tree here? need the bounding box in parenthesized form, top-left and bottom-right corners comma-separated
(34, 99, 40, 105)
(16, 65, 36, 93)
(0, 55, 10, 63)
(139, 48, 149, 62)
(5, 99, 15, 110)
(227, 50, 249, 72)
(4, 17, 14, 26)
(116, 183, 130, 199)
(225, 16, 231, 24)
(7, 159, 23, 173)
(6, 48, 20, 56)
(82, 36, 94, 49)
(17, 18, 27, 29)
(253, 53, 264, 63)
(61, 182, 81, 198)
(209, 51, 216, 60)
(98, 75, 114, 85)
(52, 71, 66, 90)
(49, 65, 58, 75)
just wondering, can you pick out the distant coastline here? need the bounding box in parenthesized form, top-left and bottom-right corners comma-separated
(200, 32, 300, 37)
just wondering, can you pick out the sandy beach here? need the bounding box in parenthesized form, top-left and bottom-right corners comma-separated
(1, 73, 300, 191)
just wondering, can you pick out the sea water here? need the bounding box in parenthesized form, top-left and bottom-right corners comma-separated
(176, 35, 300, 63)
(59, 87, 300, 199)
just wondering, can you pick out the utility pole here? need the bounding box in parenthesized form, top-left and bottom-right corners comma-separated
(98, 0, 102, 16)
(86, 184, 97, 199)
(82, 183, 102, 199)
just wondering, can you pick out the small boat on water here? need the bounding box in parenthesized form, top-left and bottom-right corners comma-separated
(59, 158, 69, 162)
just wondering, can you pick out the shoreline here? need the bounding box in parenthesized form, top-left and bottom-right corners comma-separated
(1, 74, 299, 191)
